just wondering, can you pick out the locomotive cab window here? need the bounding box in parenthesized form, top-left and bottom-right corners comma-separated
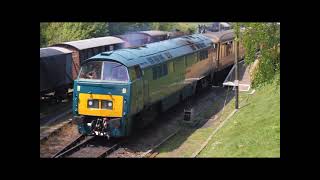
(79, 61, 129, 82)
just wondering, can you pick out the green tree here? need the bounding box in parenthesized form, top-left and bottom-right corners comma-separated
(108, 22, 152, 35)
(40, 23, 49, 47)
(158, 23, 175, 31)
(40, 22, 108, 47)
(236, 22, 280, 87)
(40, 22, 200, 48)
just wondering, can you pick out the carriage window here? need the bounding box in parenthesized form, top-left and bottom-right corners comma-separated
(220, 43, 230, 57)
(212, 43, 216, 49)
(213, 44, 217, 52)
(221, 41, 233, 57)
(227, 41, 233, 56)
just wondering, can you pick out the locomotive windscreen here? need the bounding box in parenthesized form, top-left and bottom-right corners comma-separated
(78, 61, 129, 82)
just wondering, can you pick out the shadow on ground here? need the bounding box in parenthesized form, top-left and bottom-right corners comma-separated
(153, 87, 235, 155)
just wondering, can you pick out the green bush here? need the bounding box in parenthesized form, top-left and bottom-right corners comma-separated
(238, 23, 280, 88)
(40, 22, 108, 47)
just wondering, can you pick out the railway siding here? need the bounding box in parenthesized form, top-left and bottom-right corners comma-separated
(40, 114, 73, 142)
(40, 122, 80, 158)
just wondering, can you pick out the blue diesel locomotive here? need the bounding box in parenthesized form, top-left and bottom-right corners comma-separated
(72, 30, 243, 138)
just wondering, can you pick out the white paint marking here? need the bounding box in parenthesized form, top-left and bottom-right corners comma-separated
(248, 89, 256, 95)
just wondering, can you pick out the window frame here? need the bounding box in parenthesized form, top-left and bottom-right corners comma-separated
(78, 61, 129, 83)
(152, 62, 168, 80)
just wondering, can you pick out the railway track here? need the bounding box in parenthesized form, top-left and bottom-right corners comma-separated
(141, 128, 180, 158)
(40, 107, 72, 126)
(40, 119, 74, 143)
(42, 85, 227, 158)
(52, 135, 123, 158)
(40, 104, 73, 143)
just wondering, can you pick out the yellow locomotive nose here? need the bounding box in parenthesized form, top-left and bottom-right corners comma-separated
(78, 93, 124, 117)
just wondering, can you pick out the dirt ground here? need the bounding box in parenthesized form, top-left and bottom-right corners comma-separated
(40, 122, 80, 158)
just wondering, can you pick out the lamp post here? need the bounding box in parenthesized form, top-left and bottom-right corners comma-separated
(234, 24, 239, 109)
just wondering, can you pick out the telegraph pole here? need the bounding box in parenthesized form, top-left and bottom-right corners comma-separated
(234, 24, 239, 109)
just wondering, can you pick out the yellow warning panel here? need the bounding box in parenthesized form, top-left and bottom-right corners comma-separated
(78, 93, 123, 117)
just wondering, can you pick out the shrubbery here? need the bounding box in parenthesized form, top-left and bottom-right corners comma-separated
(238, 23, 280, 88)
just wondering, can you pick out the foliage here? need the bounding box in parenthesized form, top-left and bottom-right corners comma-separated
(40, 22, 201, 48)
(236, 22, 280, 88)
(108, 22, 151, 35)
(40, 22, 108, 47)
(157, 22, 197, 34)
(108, 22, 197, 35)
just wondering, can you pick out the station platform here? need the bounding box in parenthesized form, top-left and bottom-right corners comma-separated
(223, 60, 252, 92)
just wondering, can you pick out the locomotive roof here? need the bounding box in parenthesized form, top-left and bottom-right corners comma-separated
(85, 34, 213, 69)
(52, 36, 125, 50)
(202, 30, 234, 43)
(40, 47, 72, 58)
